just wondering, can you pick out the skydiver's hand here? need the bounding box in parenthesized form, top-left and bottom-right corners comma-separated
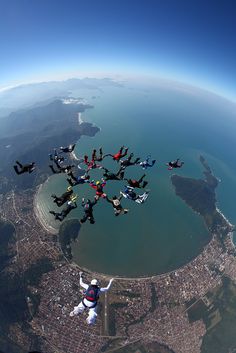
(79, 271, 83, 276)
(110, 278, 114, 282)
(82, 198, 85, 202)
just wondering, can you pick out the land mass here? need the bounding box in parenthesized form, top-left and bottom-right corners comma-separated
(1, 156, 236, 353)
(0, 98, 100, 192)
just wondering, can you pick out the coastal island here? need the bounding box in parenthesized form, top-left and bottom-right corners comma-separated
(1, 155, 236, 353)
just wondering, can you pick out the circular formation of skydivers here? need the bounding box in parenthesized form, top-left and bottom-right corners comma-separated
(13, 142, 184, 325)
(13, 144, 184, 224)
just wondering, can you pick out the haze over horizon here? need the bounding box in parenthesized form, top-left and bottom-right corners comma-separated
(1, 0, 236, 101)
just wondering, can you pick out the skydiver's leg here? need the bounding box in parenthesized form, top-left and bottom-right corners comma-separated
(118, 170, 125, 180)
(70, 301, 85, 316)
(13, 165, 23, 174)
(80, 213, 89, 223)
(92, 149, 96, 161)
(70, 144, 76, 152)
(127, 153, 133, 162)
(49, 210, 63, 220)
(87, 307, 98, 325)
(138, 174, 146, 184)
(28, 167, 35, 173)
(55, 159, 62, 170)
(68, 171, 77, 181)
(119, 146, 124, 154)
(67, 178, 75, 186)
(142, 181, 148, 188)
(134, 157, 141, 164)
(16, 161, 23, 168)
(121, 148, 129, 158)
(99, 147, 103, 160)
(89, 215, 95, 224)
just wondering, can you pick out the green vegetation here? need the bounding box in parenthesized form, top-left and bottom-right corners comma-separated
(200, 277, 236, 353)
(23, 257, 54, 286)
(0, 219, 15, 270)
(107, 341, 174, 353)
(186, 277, 236, 353)
(59, 219, 81, 259)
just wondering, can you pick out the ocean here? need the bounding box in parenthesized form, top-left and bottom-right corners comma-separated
(36, 80, 236, 276)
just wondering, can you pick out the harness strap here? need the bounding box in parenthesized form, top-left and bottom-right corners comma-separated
(82, 298, 97, 309)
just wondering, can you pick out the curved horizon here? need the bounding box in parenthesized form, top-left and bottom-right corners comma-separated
(0, 73, 235, 105)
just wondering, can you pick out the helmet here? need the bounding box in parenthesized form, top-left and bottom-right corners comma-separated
(96, 181, 100, 185)
(91, 279, 98, 285)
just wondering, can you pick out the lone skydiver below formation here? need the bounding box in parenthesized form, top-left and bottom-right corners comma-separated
(69, 272, 114, 325)
(13, 161, 36, 175)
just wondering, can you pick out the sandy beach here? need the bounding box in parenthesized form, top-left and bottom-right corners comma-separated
(34, 183, 58, 235)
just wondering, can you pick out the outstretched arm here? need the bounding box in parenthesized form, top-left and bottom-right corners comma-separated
(100, 278, 114, 292)
(106, 196, 113, 203)
(79, 272, 89, 290)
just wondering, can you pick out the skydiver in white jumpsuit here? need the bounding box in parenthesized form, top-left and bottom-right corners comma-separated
(69, 272, 114, 325)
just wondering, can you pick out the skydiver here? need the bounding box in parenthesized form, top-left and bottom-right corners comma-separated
(90, 179, 107, 198)
(120, 185, 149, 204)
(49, 162, 75, 174)
(67, 171, 90, 186)
(49, 149, 65, 164)
(59, 143, 76, 153)
(13, 160, 36, 175)
(69, 272, 114, 325)
(124, 174, 148, 188)
(83, 155, 103, 171)
(49, 199, 77, 222)
(102, 167, 124, 181)
(166, 158, 184, 170)
(91, 147, 105, 162)
(120, 153, 140, 168)
(51, 186, 73, 207)
(80, 197, 98, 224)
(106, 195, 129, 216)
(104, 146, 129, 162)
(139, 155, 156, 170)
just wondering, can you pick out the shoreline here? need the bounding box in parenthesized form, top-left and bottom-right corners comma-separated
(34, 183, 58, 235)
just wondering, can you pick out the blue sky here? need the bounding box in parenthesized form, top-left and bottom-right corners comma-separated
(0, 0, 235, 100)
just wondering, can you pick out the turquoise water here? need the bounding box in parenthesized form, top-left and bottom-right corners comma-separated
(36, 80, 236, 276)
